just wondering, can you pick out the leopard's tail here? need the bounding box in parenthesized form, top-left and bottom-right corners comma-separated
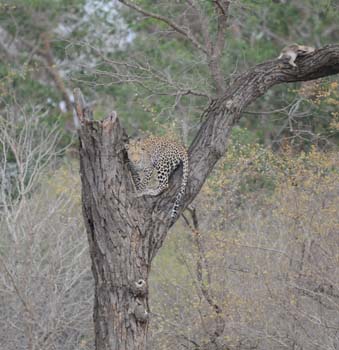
(171, 151, 189, 221)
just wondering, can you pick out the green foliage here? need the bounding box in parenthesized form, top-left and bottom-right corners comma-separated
(2, 0, 338, 147)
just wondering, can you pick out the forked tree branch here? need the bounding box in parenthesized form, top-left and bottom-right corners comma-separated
(118, 0, 229, 95)
(118, 0, 208, 55)
(149, 44, 339, 256)
(184, 44, 339, 209)
(187, 46, 338, 177)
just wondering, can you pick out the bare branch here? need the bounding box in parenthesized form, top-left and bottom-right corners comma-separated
(73, 41, 211, 99)
(182, 208, 226, 348)
(210, 0, 230, 95)
(39, 33, 73, 113)
(213, 0, 230, 56)
(118, 0, 209, 55)
(185, 0, 213, 55)
(73, 88, 86, 123)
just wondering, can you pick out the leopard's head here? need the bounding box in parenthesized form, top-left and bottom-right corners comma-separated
(125, 139, 147, 169)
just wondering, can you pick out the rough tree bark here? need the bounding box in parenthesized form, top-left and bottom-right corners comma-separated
(75, 45, 339, 350)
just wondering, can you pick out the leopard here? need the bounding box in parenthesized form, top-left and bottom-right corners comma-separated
(125, 136, 189, 220)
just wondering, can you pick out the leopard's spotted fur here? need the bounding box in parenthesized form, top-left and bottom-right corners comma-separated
(126, 136, 188, 220)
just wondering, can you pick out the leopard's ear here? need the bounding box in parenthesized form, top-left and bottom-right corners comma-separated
(124, 143, 130, 150)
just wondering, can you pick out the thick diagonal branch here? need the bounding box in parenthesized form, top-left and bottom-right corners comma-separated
(149, 44, 339, 257)
(187, 44, 339, 204)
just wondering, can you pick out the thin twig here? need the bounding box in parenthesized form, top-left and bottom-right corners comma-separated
(118, 0, 208, 55)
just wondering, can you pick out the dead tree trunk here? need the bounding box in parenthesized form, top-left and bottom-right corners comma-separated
(74, 45, 339, 350)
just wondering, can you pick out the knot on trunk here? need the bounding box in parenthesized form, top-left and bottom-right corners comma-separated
(130, 279, 148, 297)
(133, 299, 149, 323)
